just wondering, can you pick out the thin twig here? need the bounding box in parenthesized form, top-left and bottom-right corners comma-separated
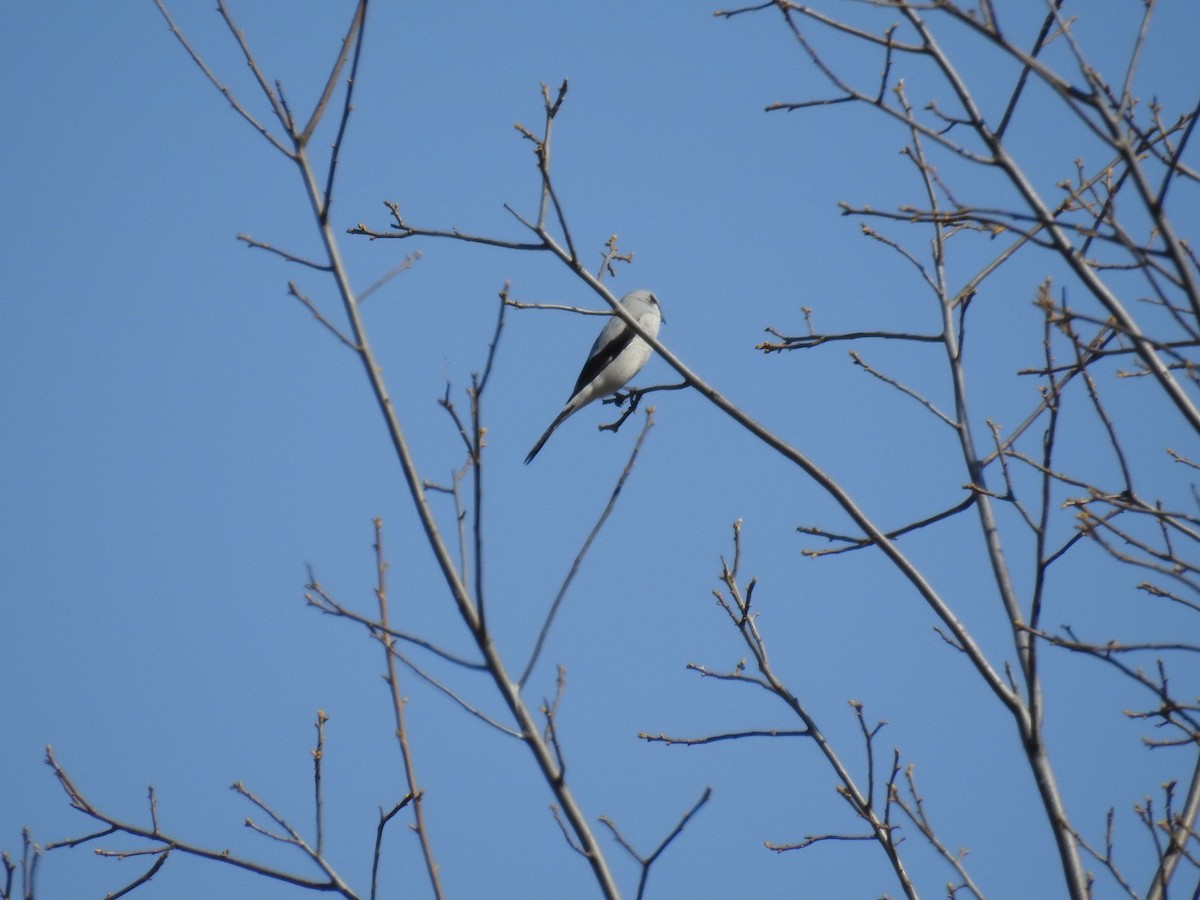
(372, 518, 444, 899)
(599, 788, 713, 900)
(370, 795, 414, 900)
(519, 409, 656, 688)
(43, 746, 357, 896)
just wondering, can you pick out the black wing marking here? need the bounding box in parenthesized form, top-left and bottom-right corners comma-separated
(568, 321, 636, 400)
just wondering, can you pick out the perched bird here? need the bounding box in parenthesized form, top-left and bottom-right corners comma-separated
(525, 289, 663, 464)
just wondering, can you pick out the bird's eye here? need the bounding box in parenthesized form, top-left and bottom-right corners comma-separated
(650, 294, 659, 305)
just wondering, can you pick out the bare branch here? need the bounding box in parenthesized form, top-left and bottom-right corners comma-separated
(286, 281, 360, 351)
(599, 788, 712, 900)
(371, 518, 444, 899)
(520, 409, 656, 688)
(638, 729, 809, 746)
(152, 1, 293, 157)
(237, 233, 329, 270)
(370, 795, 414, 900)
(43, 746, 357, 896)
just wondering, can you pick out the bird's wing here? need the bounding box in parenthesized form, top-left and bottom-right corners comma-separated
(568, 316, 636, 400)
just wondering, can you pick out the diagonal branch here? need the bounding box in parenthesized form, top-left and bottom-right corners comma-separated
(520, 410, 656, 688)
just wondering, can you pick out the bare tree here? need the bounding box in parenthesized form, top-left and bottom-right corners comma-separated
(7, 2, 1198, 898)
(698, 3, 1198, 897)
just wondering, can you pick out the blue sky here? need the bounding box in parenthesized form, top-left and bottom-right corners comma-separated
(4, 2, 1200, 898)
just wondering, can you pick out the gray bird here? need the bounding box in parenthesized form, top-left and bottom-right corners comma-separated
(525, 289, 663, 464)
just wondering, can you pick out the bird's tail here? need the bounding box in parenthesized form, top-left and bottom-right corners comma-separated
(524, 406, 575, 464)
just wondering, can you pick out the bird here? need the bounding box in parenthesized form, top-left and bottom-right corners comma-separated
(525, 289, 663, 464)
